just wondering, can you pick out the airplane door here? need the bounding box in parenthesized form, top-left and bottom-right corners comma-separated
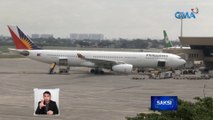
(157, 61, 166, 67)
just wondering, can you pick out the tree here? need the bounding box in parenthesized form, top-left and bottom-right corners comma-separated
(126, 97, 213, 120)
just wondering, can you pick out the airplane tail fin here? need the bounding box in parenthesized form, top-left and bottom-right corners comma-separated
(163, 30, 173, 48)
(8, 25, 41, 50)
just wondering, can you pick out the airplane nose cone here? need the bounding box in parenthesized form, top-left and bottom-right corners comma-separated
(180, 59, 186, 66)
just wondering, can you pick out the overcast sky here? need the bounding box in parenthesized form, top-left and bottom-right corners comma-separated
(1, 0, 213, 40)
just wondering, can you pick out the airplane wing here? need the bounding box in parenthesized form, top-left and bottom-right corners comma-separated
(77, 53, 125, 69)
(8, 48, 30, 56)
(8, 48, 24, 54)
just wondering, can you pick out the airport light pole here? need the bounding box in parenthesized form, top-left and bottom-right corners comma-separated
(180, 18, 183, 37)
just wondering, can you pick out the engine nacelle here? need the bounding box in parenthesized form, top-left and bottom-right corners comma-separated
(112, 64, 133, 73)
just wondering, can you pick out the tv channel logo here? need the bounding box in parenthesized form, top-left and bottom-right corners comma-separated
(175, 7, 199, 19)
(151, 96, 178, 111)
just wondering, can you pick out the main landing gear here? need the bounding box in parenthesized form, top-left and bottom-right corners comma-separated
(90, 68, 104, 74)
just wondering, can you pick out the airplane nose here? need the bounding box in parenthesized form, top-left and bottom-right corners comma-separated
(183, 59, 186, 64)
(181, 59, 186, 66)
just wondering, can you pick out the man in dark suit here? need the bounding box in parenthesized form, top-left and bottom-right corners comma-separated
(35, 91, 59, 115)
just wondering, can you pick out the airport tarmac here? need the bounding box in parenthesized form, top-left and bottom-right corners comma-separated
(0, 58, 213, 120)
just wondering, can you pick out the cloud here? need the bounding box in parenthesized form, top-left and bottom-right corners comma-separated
(1, 0, 213, 39)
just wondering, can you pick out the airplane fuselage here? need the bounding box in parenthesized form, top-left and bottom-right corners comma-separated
(24, 50, 185, 69)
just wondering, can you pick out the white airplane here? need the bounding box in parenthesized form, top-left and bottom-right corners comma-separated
(8, 25, 186, 74)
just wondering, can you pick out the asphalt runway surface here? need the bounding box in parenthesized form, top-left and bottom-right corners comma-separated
(0, 58, 212, 120)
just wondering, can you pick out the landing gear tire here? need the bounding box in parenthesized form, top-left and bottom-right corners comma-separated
(59, 68, 69, 74)
(90, 69, 95, 73)
(100, 70, 104, 74)
(90, 69, 104, 74)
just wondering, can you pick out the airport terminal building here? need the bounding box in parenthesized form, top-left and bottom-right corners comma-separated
(163, 37, 213, 69)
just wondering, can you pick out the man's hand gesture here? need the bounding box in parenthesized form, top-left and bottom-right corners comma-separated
(39, 99, 46, 109)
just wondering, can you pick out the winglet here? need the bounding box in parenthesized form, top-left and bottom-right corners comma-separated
(8, 25, 41, 50)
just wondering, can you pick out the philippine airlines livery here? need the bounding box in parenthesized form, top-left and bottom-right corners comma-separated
(8, 25, 186, 74)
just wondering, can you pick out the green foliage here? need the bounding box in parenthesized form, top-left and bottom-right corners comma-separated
(0, 37, 180, 49)
(126, 97, 213, 120)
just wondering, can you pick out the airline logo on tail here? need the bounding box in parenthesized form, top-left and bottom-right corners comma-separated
(8, 25, 41, 50)
(163, 30, 173, 48)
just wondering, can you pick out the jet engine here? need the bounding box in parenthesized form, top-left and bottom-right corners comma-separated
(112, 64, 133, 73)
